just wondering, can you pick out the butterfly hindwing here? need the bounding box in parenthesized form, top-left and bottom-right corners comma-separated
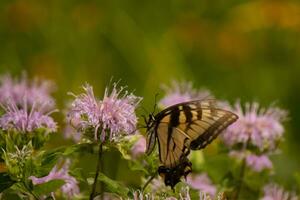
(146, 126, 156, 155)
(156, 123, 189, 167)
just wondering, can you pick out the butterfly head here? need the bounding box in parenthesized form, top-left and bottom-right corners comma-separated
(145, 93, 159, 128)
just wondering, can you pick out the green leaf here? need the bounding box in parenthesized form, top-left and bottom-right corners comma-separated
(33, 180, 65, 196)
(97, 173, 129, 197)
(0, 172, 16, 192)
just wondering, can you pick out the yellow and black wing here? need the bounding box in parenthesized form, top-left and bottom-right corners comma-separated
(146, 99, 238, 168)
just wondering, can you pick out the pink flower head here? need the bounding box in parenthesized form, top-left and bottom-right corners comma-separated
(0, 98, 57, 133)
(68, 83, 142, 142)
(159, 81, 211, 108)
(131, 136, 146, 158)
(0, 73, 55, 110)
(29, 159, 80, 199)
(246, 154, 273, 172)
(222, 102, 287, 151)
(261, 184, 298, 200)
(148, 177, 166, 193)
(229, 151, 273, 172)
(64, 123, 81, 142)
(186, 173, 216, 198)
(68, 84, 101, 129)
(100, 83, 142, 141)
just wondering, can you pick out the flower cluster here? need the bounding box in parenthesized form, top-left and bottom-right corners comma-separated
(261, 183, 298, 200)
(229, 151, 273, 172)
(29, 159, 80, 199)
(0, 73, 55, 110)
(222, 102, 287, 151)
(186, 173, 216, 198)
(131, 136, 147, 158)
(0, 74, 298, 200)
(67, 83, 142, 142)
(222, 101, 287, 172)
(0, 74, 57, 134)
(159, 81, 211, 108)
(0, 99, 57, 133)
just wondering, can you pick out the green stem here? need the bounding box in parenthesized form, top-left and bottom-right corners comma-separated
(142, 174, 156, 192)
(23, 182, 39, 200)
(234, 157, 246, 200)
(90, 142, 103, 200)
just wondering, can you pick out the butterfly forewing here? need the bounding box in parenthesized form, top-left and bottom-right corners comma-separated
(146, 99, 238, 168)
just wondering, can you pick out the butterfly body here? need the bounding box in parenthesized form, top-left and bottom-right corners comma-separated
(158, 157, 192, 189)
(145, 99, 238, 188)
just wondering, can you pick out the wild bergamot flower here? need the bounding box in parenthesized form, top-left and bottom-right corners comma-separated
(29, 159, 80, 199)
(0, 98, 57, 133)
(222, 101, 287, 151)
(68, 83, 142, 142)
(186, 173, 216, 199)
(159, 80, 211, 108)
(261, 183, 298, 200)
(0, 73, 56, 110)
(222, 101, 287, 172)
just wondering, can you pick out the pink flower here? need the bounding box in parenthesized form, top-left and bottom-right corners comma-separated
(68, 84, 101, 130)
(29, 159, 80, 199)
(131, 136, 146, 158)
(222, 102, 287, 151)
(0, 73, 55, 110)
(246, 154, 273, 172)
(159, 81, 211, 108)
(229, 151, 273, 172)
(68, 83, 142, 142)
(261, 184, 298, 200)
(186, 173, 216, 198)
(64, 122, 81, 142)
(0, 98, 57, 133)
(149, 177, 166, 193)
(100, 83, 142, 141)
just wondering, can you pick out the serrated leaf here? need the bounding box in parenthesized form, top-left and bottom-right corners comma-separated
(33, 180, 65, 196)
(97, 173, 129, 197)
(0, 172, 16, 192)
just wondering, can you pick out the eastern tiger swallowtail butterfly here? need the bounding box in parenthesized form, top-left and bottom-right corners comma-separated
(145, 99, 238, 188)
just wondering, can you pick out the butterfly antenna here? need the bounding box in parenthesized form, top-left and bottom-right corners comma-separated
(141, 114, 148, 126)
(152, 93, 159, 115)
(142, 173, 157, 192)
(140, 106, 149, 115)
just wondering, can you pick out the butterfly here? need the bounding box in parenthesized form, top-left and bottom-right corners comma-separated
(145, 99, 238, 188)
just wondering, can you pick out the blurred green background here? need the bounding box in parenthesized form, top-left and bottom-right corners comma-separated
(0, 0, 299, 189)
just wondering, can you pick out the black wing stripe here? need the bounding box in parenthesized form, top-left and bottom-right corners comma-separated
(190, 113, 237, 150)
(166, 107, 180, 160)
(182, 105, 193, 123)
